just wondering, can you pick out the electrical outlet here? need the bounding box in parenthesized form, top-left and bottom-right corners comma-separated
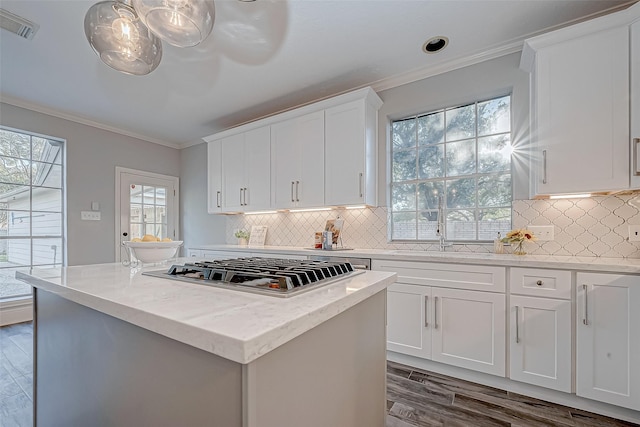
(528, 225, 554, 241)
(629, 225, 640, 242)
(81, 211, 101, 221)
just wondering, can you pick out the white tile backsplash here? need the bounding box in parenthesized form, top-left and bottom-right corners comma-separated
(226, 193, 640, 258)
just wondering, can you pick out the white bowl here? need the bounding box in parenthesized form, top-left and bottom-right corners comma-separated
(123, 241, 183, 264)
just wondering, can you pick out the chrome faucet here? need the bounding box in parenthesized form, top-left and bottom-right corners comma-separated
(436, 195, 453, 252)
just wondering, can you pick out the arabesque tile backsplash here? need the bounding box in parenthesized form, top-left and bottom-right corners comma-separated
(226, 193, 640, 258)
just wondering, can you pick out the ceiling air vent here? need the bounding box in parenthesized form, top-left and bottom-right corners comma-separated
(0, 9, 39, 40)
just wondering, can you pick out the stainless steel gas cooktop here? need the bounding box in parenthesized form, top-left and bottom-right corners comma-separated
(143, 257, 364, 297)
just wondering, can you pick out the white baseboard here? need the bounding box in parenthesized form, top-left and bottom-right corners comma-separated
(0, 298, 33, 326)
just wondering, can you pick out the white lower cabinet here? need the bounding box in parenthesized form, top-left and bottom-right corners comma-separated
(576, 272, 640, 411)
(509, 267, 572, 392)
(387, 283, 431, 358)
(509, 295, 571, 392)
(377, 260, 506, 377)
(431, 287, 505, 376)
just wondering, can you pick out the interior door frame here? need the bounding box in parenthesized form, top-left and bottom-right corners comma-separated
(114, 167, 179, 262)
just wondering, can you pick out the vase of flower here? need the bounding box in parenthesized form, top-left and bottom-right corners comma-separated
(501, 228, 537, 256)
(234, 229, 250, 246)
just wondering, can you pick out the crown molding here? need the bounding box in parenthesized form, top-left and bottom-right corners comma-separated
(0, 95, 182, 149)
(370, 41, 525, 93)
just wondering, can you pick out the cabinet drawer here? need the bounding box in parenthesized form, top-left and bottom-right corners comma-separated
(510, 268, 571, 299)
(372, 260, 505, 293)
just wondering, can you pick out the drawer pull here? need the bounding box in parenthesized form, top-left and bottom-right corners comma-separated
(536, 280, 543, 286)
(424, 295, 428, 328)
(515, 305, 520, 344)
(583, 284, 589, 326)
(434, 296, 439, 330)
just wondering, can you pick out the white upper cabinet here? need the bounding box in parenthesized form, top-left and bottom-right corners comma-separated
(219, 127, 271, 213)
(204, 87, 382, 213)
(576, 272, 640, 411)
(324, 91, 382, 206)
(207, 140, 223, 213)
(271, 111, 325, 209)
(521, 4, 639, 197)
(631, 19, 640, 188)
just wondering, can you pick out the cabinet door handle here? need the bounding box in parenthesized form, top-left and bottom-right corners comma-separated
(291, 181, 295, 202)
(634, 138, 640, 176)
(243, 187, 248, 206)
(216, 191, 221, 208)
(582, 284, 589, 325)
(359, 172, 363, 198)
(295, 181, 300, 202)
(240, 188, 244, 206)
(542, 149, 547, 184)
(515, 305, 520, 344)
(424, 295, 429, 327)
(434, 296, 439, 330)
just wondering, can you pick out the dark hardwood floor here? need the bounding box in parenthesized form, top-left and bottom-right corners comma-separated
(0, 322, 32, 427)
(1, 322, 638, 427)
(386, 360, 639, 427)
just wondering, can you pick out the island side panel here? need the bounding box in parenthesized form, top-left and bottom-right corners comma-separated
(34, 288, 243, 427)
(243, 289, 387, 427)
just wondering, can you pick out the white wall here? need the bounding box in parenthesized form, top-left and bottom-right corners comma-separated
(376, 52, 530, 203)
(0, 103, 181, 266)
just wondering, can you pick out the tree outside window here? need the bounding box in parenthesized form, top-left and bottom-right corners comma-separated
(390, 95, 512, 241)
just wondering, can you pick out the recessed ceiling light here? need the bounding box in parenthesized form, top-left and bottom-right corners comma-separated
(422, 36, 449, 54)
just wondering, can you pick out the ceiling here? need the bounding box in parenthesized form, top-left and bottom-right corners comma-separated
(0, 0, 634, 149)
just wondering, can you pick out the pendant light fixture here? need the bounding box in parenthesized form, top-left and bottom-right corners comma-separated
(85, 0, 216, 75)
(84, 0, 162, 75)
(132, 0, 215, 48)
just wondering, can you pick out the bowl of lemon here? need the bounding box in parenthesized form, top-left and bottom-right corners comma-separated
(123, 235, 183, 264)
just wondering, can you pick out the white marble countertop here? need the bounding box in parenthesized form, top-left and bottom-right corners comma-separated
(189, 245, 640, 274)
(17, 260, 396, 364)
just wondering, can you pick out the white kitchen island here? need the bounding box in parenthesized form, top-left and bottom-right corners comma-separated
(18, 260, 396, 427)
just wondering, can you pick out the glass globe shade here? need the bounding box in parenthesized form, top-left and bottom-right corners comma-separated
(84, 1, 163, 75)
(132, 0, 215, 48)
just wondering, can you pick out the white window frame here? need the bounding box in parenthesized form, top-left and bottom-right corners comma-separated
(388, 95, 513, 242)
(0, 125, 66, 307)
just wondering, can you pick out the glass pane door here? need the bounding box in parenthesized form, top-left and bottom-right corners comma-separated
(129, 184, 168, 240)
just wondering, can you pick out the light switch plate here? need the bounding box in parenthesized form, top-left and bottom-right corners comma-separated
(528, 225, 554, 241)
(629, 225, 640, 242)
(81, 211, 101, 221)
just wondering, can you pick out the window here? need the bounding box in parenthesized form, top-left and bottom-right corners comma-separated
(390, 95, 512, 241)
(0, 127, 64, 300)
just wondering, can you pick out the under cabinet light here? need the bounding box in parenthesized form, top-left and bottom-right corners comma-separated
(345, 205, 368, 210)
(289, 207, 332, 213)
(549, 193, 592, 200)
(244, 210, 278, 215)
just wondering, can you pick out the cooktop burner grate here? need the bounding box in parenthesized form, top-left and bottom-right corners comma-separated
(143, 257, 363, 297)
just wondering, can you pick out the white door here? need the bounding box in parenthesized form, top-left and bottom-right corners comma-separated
(577, 273, 640, 411)
(270, 118, 300, 209)
(387, 283, 432, 358)
(535, 26, 629, 195)
(244, 126, 271, 211)
(431, 287, 506, 376)
(115, 167, 179, 262)
(297, 110, 325, 208)
(631, 20, 640, 189)
(510, 295, 571, 392)
(207, 140, 223, 213)
(325, 100, 365, 206)
(221, 134, 245, 212)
